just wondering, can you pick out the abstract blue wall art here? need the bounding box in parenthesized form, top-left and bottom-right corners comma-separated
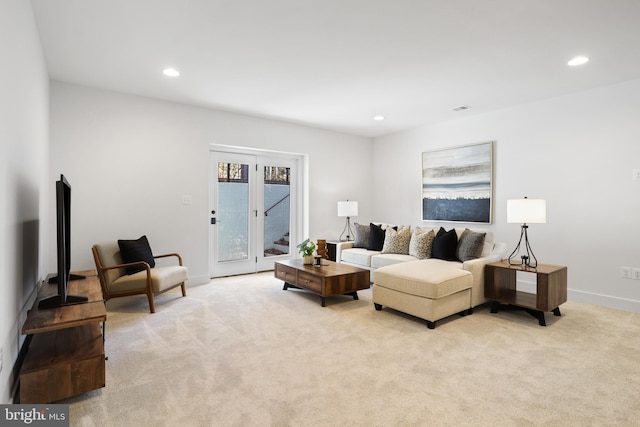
(422, 141, 494, 223)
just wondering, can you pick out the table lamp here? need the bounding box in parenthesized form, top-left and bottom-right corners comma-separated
(337, 200, 358, 241)
(507, 197, 546, 268)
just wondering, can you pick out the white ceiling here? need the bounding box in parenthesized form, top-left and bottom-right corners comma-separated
(31, 0, 640, 138)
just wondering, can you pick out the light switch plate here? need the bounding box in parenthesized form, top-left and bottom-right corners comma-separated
(621, 266, 632, 279)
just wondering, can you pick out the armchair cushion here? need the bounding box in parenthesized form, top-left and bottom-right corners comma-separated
(93, 241, 126, 286)
(111, 265, 188, 293)
(118, 235, 155, 274)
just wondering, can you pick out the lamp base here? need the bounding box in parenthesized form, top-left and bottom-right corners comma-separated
(339, 217, 354, 241)
(508, 224, 539, 268)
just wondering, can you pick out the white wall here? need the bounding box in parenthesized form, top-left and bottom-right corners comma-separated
(0, 0, 49, 403)
(373, 79, 640, 312)
(50, 82, 372, 283)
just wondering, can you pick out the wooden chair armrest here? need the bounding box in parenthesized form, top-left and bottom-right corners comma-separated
(154, 253, 183, 266)
(100, 261, 152, 273)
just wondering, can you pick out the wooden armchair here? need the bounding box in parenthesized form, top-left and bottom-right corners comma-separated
(92, 240, 188, 313)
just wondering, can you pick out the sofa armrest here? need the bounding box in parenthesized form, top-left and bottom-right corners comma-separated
(462, 242, 507, 307)
(462, 242, 506, 269)
(335, 241, 354, 263)
(489, 242, 508, 259)
(462, 254, 501, 275)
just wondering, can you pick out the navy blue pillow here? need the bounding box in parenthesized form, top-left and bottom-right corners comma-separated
(431, 227, 458, 261)
(118, 235, 155, 275)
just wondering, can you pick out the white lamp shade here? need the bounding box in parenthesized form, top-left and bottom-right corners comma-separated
(507, 199, 546, 224)
(337, 201, 358, 217)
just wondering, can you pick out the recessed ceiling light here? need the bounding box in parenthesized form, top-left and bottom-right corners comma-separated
(373, 115, 385, 121)
(162, 68, 180, 77)
(568, 56, 590, 66)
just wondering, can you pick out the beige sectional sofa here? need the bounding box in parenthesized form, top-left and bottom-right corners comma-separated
(336, 224, 506, 328)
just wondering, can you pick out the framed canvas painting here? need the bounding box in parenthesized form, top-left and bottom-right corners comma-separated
(422, 141, 493, 223)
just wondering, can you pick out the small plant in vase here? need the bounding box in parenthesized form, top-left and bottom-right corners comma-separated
(297, 238, 316, 265)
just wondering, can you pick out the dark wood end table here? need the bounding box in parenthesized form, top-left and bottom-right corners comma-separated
(484, 260, 567, 326)
(325, 240, 342, 262)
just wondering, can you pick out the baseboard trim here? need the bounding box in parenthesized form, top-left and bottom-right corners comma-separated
(516, 275, 640, 313)
(187, 275, 212, 286)
(568, 289, 640, 313)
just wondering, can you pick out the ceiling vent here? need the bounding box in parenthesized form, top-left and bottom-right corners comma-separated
(453, 105, 471, 112)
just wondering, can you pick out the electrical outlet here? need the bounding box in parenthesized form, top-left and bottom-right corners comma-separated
(633, 169, 640, 181)
(621, 266, 632, 279)
(633, 268, 640, 280)
(181, 195, 192, 205)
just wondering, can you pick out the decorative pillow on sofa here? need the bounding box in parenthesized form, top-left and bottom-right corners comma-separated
(409, 228, 435, 259)
(431, 227, 458, 261)
(456, 228, 486, 262)
(118, 235, 155, 275)
(353, 223, 370, 248)
(381, 225, 411, 254)
(368, 223, 386, 251)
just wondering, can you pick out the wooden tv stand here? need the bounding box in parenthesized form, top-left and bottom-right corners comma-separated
(20, 270, 107, 403)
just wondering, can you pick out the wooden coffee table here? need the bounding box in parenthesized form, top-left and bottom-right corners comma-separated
(275, 259, 370, 306)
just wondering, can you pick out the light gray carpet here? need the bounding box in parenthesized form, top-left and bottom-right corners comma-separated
(64, 272, 640, 426)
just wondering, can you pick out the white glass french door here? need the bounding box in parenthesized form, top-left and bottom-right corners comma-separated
(209, 150, 300, 277)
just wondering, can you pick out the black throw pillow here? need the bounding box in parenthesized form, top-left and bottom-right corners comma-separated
(431, 227, 458, 261)
(368, 223, 386, 251)
(118, 235, 155, 275)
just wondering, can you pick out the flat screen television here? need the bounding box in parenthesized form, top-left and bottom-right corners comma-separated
(38, 174, 88, 309)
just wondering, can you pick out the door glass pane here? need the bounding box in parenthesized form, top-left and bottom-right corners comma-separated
(263, 165, 290, 257)
(218, 162, 249, 262)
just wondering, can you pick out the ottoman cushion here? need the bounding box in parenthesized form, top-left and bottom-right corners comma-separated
(375, 259, 472, 299)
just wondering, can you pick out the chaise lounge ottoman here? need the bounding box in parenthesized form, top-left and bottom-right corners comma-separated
(373, 259, 474, 329)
